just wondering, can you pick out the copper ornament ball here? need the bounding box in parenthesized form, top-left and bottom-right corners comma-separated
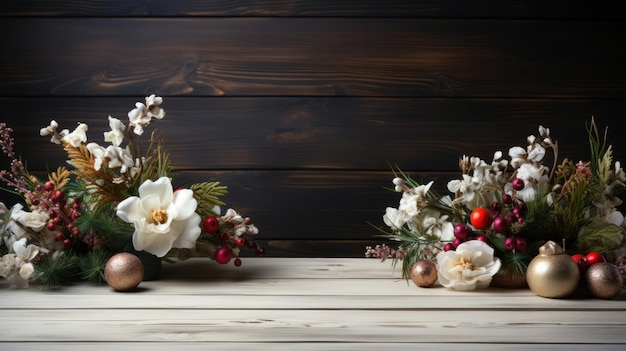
(105, 252, 144, 291)
(585, 262, 624, 299)
(410, 260, 438, 287)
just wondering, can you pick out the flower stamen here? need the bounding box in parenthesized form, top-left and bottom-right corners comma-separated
(455, 256, 474, 270)
(150, 209, 168, 225)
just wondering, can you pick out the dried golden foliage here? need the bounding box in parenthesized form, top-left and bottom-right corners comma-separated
(64, 142, 95, 175)
(48, 166, 71, 190)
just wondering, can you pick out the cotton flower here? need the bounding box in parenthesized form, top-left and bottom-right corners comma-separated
(86, 143, 107, 171)
(62, 123, 88, 147)
(116, 177, 202, 257)
(128, 94, 165, 135)
(40, 120, 63, 144)
(436, 240, 501, 291)
(103, 116, 126, 147)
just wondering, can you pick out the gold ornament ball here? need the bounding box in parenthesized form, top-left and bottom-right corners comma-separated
(526, 241, 580, 298)
(410, 260, 438, 287)
(585, 262, 624, 299)
(105, 252, 144, 292)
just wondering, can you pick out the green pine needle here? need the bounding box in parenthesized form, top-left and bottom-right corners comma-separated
(191, 181, 228, 218)
(77, 250, 110, 284)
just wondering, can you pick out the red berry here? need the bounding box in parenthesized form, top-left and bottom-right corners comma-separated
(443, 243, 455, 252)
(504, 237, 516, 251)
(490, 201, 502, 213)
(255, 246, 266, 256)
(512, 178, 525, 191)
(492, 216, 509, 233)
(585, 251, 605, 266)
(47, 222, 57, 231)
(234, 258, 242, 267)
(475, 235, 489, 242)
(235, 237, 245, 247)
(214, 247, 232, 264)
(502, 194, 512, 204)
(52, 190, 64, 202)
(44, 181, 54, 192)
(515, 238, 527, 251)
(571, 253, 588, 272)
(63, 238, 72, 248)
(202, 216, 220, 233)
(453, 223, 470, 240)
(469, 208, 491, 230)
(453, 238, 463, 248)
(55, 232, 65, 241)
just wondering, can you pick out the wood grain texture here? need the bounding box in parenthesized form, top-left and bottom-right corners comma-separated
(1, 3, 626, 258)
(1, 258, 625, 349)
(1, 0, 626, 19)
(0, 18, 625, 97)
(1, 97, 623, 171)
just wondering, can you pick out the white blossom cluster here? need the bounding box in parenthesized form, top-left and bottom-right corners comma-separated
(381, 125, 626, 290)
(39, 94, 165, 184)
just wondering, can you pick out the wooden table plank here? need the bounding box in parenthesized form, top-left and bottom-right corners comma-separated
(1, 258, 625, 349)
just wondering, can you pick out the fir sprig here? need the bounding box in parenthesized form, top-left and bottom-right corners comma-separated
(191, 181, 228, 218)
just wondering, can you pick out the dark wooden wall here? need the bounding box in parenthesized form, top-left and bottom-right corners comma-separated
(2, 1, 626, 257)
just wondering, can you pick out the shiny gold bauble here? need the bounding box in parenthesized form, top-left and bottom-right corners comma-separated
(585, 262, 624, 299)
(410, 260, 438, 287)
(105, 252, 144, 292)
(526, 241, 580, 298)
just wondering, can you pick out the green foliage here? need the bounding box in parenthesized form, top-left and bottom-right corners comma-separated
(77, 249, 110, 284)
(191, 181, 228, 219)
(33, 253, 80, 288)
(577, 218, 625, 261)
(75, 203, 134, 253)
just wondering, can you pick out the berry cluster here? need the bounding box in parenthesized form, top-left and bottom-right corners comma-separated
(445, 177, 528, 253)
(29, 181, 83, 251)
(201, 215, 264, 267)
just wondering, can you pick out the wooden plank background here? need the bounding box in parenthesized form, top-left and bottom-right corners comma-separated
(1, 1, 626, 257)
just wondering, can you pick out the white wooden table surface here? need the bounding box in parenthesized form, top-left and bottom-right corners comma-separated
(2, 257, 625, 350)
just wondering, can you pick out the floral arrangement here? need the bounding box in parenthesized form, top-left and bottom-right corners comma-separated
(367, 119, 626, 290)
(0, 95, 263, 288)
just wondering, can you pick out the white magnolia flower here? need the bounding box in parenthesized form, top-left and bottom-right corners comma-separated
(436, 240, 501, 291)
(103, 116, 126, 147)
(116, 177, 201, 257)
(62, 123, 88, 147)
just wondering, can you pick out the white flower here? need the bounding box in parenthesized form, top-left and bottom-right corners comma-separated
(86, 143, 106, 171)
(4, 205, 51, 250)
(509, 163, 550, 202)
(422, 211, 455, 241)
(508, 146, 527, 168)
(104, 145, 134, 173)
(103, 116, 126, 147)
(40, 120, 63, 144)
(436, 240, 501, 291)
(62, 123, 89, 147)
(0, 238, 40, 288)
(116, 177, 202, 258)
(383, 207, 404, 229)
(127, 94, 165, 136)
